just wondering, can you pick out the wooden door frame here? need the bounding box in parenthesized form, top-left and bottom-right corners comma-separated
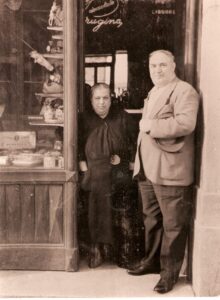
(63, 0, 79, 271)
(183, 0, 201, 281)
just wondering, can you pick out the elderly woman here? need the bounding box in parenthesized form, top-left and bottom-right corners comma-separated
(79, 83, 137, 268)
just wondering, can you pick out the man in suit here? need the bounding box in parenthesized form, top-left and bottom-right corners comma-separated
(127, 50, 199, 294)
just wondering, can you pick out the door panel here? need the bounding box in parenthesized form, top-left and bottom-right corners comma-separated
(20, 185, 35, 243)
(0, 184, 64, 245)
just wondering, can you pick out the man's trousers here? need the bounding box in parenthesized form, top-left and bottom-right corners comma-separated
(138, 178, 193, 282)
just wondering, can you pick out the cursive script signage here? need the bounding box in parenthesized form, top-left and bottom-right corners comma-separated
(85, 0, 124, 32)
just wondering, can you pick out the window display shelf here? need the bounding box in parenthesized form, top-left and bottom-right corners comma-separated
(0, 163, 63, 169)
(43, 53, 63, 59)
(47, 26, 63, 31)
(52, 34, 63, 40)
(27, 115, 63, 127)
(28, 119, 64, 127)
(35, 93, 63, 98)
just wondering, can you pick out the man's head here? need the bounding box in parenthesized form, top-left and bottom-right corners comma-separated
(149, 50, 176, 87)
(90, 83, 111, 118)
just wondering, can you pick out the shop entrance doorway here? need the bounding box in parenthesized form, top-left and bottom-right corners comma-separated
(78, 0, 198, 277)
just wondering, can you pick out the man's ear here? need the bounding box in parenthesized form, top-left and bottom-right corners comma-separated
(172, 62, 176, 71)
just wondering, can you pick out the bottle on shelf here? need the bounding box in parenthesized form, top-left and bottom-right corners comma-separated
(43, 104, 55, 122)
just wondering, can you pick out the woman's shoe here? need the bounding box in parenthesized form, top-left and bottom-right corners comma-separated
(101, 244, 114, 262)
(88, 244, 103, 268)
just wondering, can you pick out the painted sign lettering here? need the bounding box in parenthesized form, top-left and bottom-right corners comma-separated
(85, 0, 119, 18)
(85, 0, 123, 32)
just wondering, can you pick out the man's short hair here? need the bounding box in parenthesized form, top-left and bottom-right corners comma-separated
(149, 50, 175, 62)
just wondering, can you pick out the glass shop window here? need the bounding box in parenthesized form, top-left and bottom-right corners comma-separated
(85, 54, 113, 86)
(114, 51, 128, 95)
(0, 0, 64, 169)
(85, 51, 128, 94)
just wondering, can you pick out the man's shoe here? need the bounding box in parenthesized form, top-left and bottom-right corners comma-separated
(153, 278, 175, 294)
(127, 264, 160, 276)
(126, 261, 142, 271)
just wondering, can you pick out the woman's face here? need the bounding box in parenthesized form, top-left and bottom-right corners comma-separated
(91, 87, 111, 118)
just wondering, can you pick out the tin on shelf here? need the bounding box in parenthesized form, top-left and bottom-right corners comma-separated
(43, 155, 56, 168)
(58, 156, 64, 168)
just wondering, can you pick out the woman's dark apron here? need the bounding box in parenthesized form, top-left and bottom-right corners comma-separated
(81, 116, 144, 267)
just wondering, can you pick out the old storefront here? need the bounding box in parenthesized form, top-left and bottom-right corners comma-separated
(0, 0, 78, 271)
(0, 0, 220, 296)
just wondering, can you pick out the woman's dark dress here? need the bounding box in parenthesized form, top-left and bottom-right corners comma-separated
(79, 106, 141, 267)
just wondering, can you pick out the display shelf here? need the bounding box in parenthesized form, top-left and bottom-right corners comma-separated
(27, 115, 44, 120)
(47, 26, 63, 31)
(43, 53, 63, 59)
(35, 93, 63, 98)
(29, 119, 64, 127)
(52, 34, 63, 40)
(0, 165, 63, 170)
(27, 115, 63, 127)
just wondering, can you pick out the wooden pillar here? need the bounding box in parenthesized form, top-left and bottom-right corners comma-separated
(179, 0, 200, 282)
(183, 0, 200, 85)
(64, 0, 79, 271)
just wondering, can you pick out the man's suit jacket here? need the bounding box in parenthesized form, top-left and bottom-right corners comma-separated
(133, 77, 199, 186)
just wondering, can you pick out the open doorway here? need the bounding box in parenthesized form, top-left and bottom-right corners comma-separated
(78, 0, 190, 272)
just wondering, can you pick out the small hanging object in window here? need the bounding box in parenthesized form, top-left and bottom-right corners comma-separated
(48, 0, 63, 27)
(29, 50, 54, 72)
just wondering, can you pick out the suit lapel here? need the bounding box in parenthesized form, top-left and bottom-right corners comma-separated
(149, 77, 179, 119)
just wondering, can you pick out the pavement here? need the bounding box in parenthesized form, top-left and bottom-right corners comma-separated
(0, 260, 194, 298)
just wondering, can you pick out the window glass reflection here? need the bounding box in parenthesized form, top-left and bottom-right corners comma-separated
(0, 0, 64, 169)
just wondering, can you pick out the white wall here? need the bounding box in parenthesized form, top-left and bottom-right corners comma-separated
(193, 0, 220, 296)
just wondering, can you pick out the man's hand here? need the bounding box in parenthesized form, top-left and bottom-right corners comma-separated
(139, 118, 152, 133)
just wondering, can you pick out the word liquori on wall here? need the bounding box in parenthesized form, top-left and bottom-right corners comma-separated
(85, 0, 126, 32)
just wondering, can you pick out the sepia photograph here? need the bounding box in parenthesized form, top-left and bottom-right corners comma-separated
(0, 0, 219, 297)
